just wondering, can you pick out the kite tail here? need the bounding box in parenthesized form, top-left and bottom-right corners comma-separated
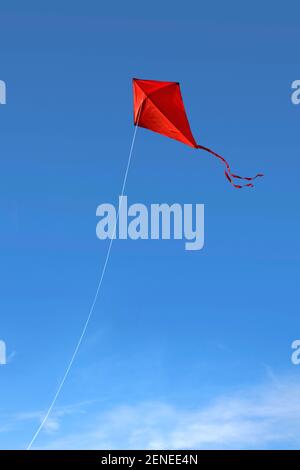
(196, 145, 264, 189)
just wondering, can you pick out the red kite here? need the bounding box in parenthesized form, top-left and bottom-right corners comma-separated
(133, 78, 263, 188)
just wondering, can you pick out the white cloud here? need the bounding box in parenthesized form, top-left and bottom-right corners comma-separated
(3, 401, 92, 437)
(33, 375, 300, 450)
(15, 411, 59, 434)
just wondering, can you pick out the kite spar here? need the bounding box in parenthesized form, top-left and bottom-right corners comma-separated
(133, 78, 263, 188)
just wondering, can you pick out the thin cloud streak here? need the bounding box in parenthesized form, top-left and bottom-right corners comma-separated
(33, 376, 300, 450)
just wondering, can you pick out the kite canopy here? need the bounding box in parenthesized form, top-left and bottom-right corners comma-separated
(133, 78, 197, 148)
(132, 78, 263, 188)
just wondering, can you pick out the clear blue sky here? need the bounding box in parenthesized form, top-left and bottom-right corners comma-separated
(1, 0, 300, 450)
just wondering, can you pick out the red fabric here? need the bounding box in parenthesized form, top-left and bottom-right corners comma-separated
(133, 78, 263, 188)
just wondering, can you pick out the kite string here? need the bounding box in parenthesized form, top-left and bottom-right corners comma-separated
(26, 116, 141, 450)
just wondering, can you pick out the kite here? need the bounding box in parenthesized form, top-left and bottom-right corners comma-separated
(133, 78, 263, 188)
(27, 79, 264, 451)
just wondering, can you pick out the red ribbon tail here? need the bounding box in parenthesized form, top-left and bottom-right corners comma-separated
(196, 145, 263, 189)
(225, 171, 253, 189)
(231, 173, 264, 180)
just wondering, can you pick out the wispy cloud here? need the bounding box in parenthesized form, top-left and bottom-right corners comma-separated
(33, 375, 300, 450)
(0, 401, 92, 437)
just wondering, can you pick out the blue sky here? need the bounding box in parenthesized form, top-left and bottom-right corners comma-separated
(1, 0, 300, 449)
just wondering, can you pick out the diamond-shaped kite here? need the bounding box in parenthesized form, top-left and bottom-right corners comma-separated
(133, 78, 263, 188)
